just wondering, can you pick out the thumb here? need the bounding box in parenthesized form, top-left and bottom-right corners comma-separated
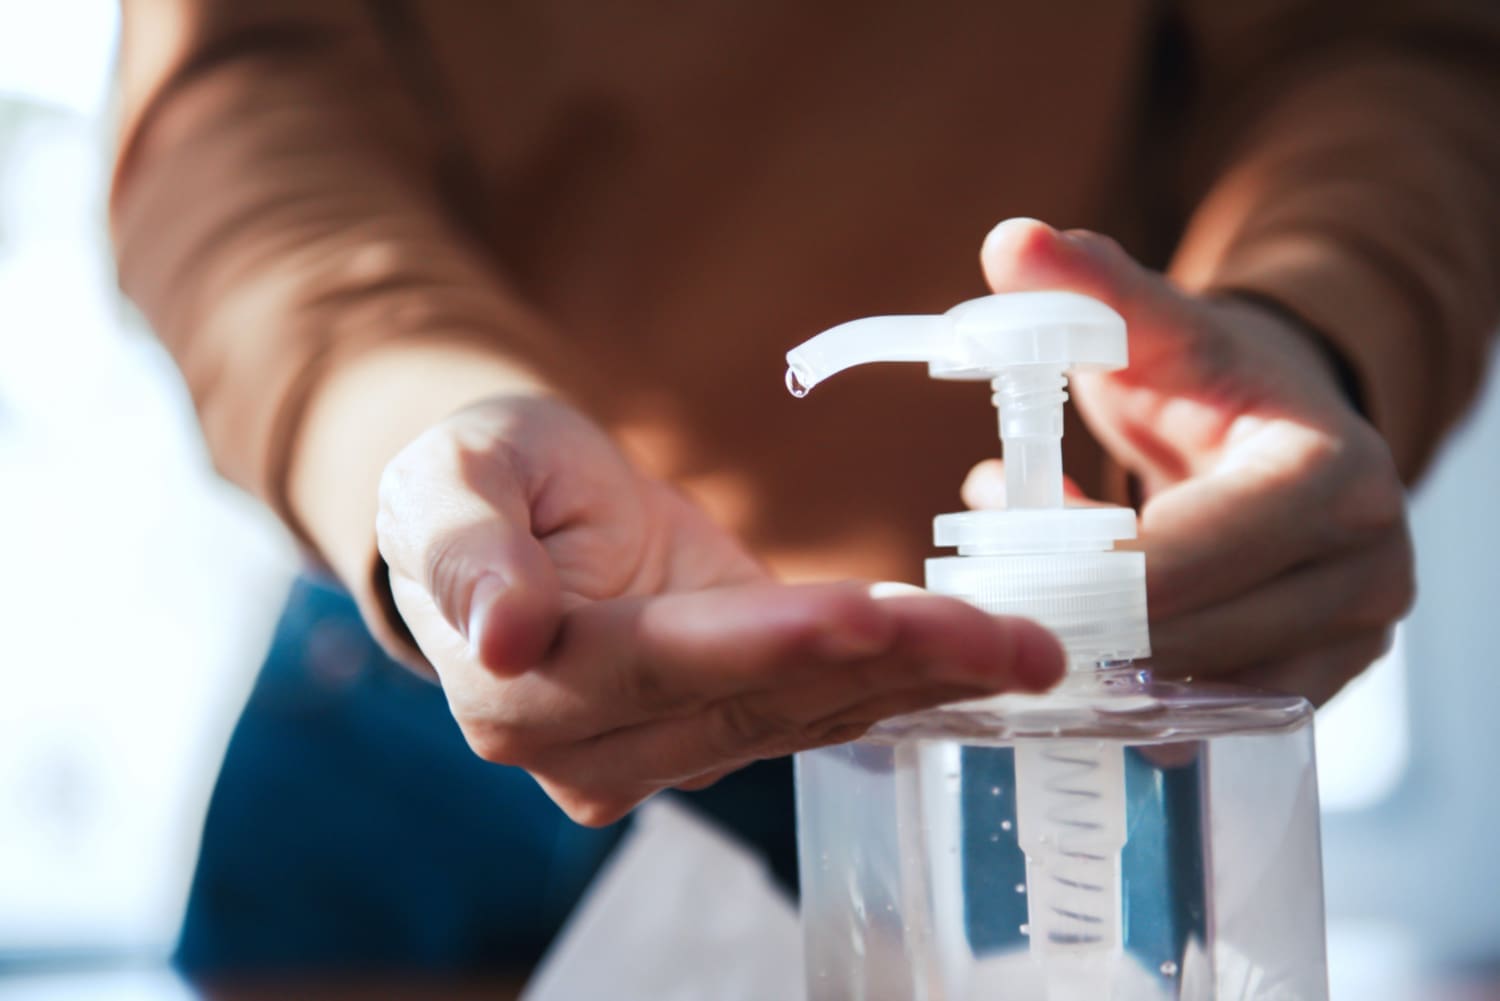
(380, 442, 562, 675)
(979, 218, 1218, 390)
(456, 510, 562, 675)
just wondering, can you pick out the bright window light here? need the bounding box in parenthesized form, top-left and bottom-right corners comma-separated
(1315, 627, 1412, 813)
(0, 0, 118, 116)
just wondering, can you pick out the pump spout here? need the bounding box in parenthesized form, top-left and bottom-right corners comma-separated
(786, 290, 1127, 398)
(784, 314, 951, 397)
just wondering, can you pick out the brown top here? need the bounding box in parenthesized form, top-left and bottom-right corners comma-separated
(111, 1, 1500, 662)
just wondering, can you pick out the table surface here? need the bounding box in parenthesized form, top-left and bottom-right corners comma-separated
(0, 969, 531, 1001)
(196, 978, 528, 1000)
(3, 966, 1498, 1000)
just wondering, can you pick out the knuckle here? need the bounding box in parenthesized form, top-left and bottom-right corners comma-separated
(453, 430, 522, 496)
(1346, 630, 1394, 677)
(1328, 431, 1406, 541)
(529, 757, 640, 827)
(1184, 322, 1240, 390)
(675, 771, 726, 793)
(403, 417, 521, 499)
(811, 720, 873, 749)
(423, 530, 472, 601)
(1351, 534, 1417, 629)
(710, 697, 798, 757)
(1146, 562, 1195, 620)
(461, 722, 540, 768)
(616, 657, 695, 718)
(374, 432, 479, 574)
(1295, 426, 1345, 475)
(1380, 563, 1416, 623)
(613, 609, 707, 719)
(555, 789, 633, 828)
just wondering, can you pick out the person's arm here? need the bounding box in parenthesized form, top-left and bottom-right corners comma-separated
(111, 0, 567, 664)
(971, 3, 1500, 706)
(1168, 0, 1500, 481)
(110, 1, 1064, 824)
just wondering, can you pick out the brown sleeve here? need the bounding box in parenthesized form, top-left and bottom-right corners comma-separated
(1167, 0, 1500, 481)
(110, 0, 563, 664)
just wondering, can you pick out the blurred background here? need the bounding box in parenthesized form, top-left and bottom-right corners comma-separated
(1, 2, 1498, 998)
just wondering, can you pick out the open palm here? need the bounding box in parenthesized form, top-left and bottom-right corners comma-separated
(378, 395, 1063, 824)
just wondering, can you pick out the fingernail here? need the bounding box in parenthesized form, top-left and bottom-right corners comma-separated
(983, 217, 1055, 255)
(868, 581, 927, 600)
(466, 574, 507, 654)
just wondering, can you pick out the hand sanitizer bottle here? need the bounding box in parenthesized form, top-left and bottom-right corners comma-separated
(786, 292, 1329, 1001)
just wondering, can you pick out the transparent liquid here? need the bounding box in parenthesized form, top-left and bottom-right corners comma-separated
(795, 671, 1329, 1000)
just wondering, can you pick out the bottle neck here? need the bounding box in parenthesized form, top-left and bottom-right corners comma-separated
(924, 547, 1152, 670)
(1060, 659, 1151, 690)
(991, 368, 1068, 510)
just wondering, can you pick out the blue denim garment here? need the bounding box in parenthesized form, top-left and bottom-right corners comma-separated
(176, 576, 796, 974)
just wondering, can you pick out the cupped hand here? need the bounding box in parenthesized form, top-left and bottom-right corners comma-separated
(967, 218, 1415, 705)
(377, 396, 1064, 824)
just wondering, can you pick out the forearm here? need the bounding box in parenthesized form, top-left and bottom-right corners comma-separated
(1168, 1, 1500, 482)
(111, 1, 573, 662)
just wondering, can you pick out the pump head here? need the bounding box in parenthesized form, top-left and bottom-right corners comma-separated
(786, 290, 1150, 668)
(785, 289, 1126, 392)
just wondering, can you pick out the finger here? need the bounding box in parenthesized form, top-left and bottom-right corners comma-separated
(962, 457, 1105, 510)
(1149, 527, 1414, 675)
(439, 579, 896, 758)
(505, 581, 1064, 741)
(1231, 628, 1394, 708)
(539, 678, 999, 825)
(801, 682, 997, 741)
(548, 596, 1064, 789)
(1140, 433, 1348, 618)
(979, 218, 1219, 391)
(979, 218, 1248, 492)
(674, 767, 738, 792)
(378, 426, 561, 673)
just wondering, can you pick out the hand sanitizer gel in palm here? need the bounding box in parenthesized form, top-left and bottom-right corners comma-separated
(787, 292, 1328, 1001)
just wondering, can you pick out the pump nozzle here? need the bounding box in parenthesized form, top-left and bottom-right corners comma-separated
(785, 288, 1149, 666)
(784, 315, 952, 396)
(786, 290, 1126, 391)
(787, 291, 1128, 513)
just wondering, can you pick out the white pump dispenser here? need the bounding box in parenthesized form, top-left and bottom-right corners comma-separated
(788, 291, 1150, 996)
(787, 289, 1329, 1001)
(786, 290, 1149, 669)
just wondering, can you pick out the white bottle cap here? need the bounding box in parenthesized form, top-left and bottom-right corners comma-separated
(786, 291, 1150, 670)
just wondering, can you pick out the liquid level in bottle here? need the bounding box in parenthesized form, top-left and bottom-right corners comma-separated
(795, 677, 1329, 1000)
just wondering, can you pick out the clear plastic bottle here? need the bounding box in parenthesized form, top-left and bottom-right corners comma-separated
(785, 292, 1329, 1001)
(796, 670, 1325, 1000)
